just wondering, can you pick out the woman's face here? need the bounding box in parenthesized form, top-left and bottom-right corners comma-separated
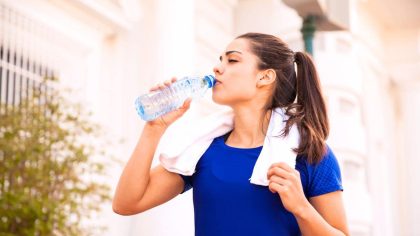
(212, 38, 263, 106)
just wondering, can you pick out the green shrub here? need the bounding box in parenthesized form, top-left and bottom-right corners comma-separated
(0, 80, 111, 236)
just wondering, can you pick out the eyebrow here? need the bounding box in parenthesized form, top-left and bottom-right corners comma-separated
(219, 50, 242, 61)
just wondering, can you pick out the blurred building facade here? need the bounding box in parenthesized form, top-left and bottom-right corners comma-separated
(1, 0, 419, 235)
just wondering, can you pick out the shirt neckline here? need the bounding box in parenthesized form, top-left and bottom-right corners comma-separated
(220, 132, 263, 151)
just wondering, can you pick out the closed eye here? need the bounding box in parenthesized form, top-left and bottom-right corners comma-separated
(228, 59, 238, 63)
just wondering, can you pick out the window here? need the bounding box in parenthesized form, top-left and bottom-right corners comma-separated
(0, 3, 57, 113)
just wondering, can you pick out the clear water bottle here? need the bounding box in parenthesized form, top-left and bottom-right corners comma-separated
(135, 75, 216, 121)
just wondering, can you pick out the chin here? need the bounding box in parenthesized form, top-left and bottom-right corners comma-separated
(212, 93, 234, 106)
(212, 93, 227, 105)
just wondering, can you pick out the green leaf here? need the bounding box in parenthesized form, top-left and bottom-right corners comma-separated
(0, 79, 114, 235)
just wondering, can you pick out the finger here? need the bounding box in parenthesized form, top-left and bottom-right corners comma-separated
(179, 98, 192, 111)
(167, 98, 191, 120)
(268, 181, 284, 194)
(269, 162, 295, 173)
(267, 166, 293, 180)
(163, 80, 172, 86)
(150, 83, 165, 91)
(269, 175, 288, 186)
(157, 83, 165, 89)
(149, 85, 159, 91)
(164, 77, 178, 86)
(184, 97, 192, 106)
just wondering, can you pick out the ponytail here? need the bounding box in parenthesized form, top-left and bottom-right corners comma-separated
(236, 33, 329, 164)
(292, 51, 329, 163)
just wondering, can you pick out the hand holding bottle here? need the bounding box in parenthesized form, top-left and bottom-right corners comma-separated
(145, 77, 192, 129)
(135, 75, 215, 122)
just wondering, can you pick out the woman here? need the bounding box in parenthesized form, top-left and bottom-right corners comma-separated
(113, 32, 349, 235)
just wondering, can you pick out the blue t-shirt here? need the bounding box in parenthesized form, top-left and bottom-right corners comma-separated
(180, 134, 343, 236)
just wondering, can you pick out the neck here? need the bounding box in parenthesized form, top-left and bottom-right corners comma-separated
(226, 107, 271, 148)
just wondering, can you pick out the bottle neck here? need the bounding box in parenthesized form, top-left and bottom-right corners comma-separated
(203, 75, 215, 88)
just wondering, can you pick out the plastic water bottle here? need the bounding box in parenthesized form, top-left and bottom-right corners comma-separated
(135, 75, 216, 121)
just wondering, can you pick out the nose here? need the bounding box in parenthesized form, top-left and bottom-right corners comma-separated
(213, 62, 223, 75)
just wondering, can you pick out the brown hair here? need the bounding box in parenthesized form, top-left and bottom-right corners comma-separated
(237, 32, 329, 164)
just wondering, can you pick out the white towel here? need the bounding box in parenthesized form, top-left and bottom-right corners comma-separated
(158, 107, 300, 186)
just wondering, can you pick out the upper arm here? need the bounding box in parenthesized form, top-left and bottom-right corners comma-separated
(300, 148, 348, 234)
(309, 191, 349, 235)
(130, 165, 185, 214)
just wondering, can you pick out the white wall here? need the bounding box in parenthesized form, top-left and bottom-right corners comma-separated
(315, 31, 373, 235)
(384, 26, 420, 236)
(395, 80, 420, 236)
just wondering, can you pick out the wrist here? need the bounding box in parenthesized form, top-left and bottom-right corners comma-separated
(294, 200, 313, 220)
(144, 122, 167, 134)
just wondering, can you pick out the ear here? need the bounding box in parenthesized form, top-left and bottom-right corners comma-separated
(256, 69, 276, 88)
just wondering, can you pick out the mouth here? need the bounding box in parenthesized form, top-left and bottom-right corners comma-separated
(214, 78, 222, 85)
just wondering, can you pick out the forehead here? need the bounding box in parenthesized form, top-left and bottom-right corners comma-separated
(224, 38, 252, 55)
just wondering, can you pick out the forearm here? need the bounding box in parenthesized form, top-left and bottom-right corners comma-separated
(295, 202, 346, 236)
(113, 124, 166, 208)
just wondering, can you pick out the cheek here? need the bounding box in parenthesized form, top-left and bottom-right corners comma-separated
(212, 81, 257, 104)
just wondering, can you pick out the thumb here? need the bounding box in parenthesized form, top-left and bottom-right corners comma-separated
(168, 97, 192, 118)
(175, 98, 192, 115)
(181, 98, 192, 110)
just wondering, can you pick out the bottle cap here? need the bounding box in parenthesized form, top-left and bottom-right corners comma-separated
(204, 75, 216, 88)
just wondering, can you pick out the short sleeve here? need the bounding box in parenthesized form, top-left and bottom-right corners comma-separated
(179, 174, 193, 194)
(296, 146, 343, 198)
